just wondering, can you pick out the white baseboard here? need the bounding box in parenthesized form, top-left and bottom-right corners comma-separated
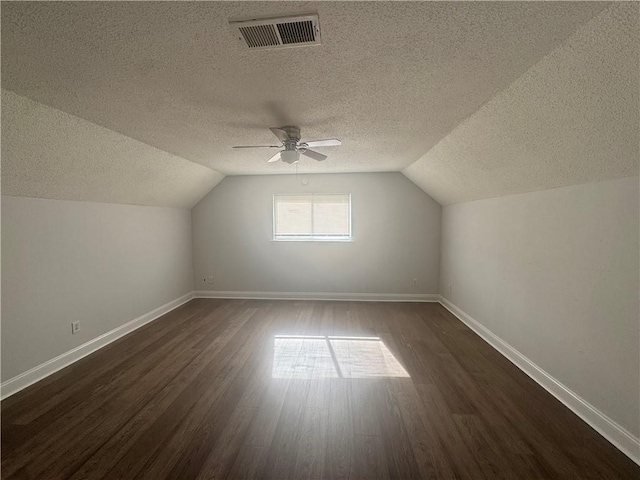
(194, 290, 440, 302)
(0, 291, 195, 400)
(439, 296, 640, 466)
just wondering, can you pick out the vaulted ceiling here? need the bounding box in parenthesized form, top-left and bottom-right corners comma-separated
(405, 2, 639, 204)
(2, 2, 637, 207)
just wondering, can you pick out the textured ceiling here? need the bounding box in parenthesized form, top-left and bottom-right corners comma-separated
(403, 2, 639, 205)
(1, 91, 224, 208)
(2, 1, 607, 181)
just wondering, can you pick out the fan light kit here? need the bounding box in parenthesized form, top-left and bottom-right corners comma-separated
(281, 150, 300, 164)
(233, 126, 342, 164)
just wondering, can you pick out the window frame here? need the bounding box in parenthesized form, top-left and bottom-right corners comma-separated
(272, 193, 352, 242)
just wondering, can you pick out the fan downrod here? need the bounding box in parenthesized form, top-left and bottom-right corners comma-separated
(280, 126, 301, 142)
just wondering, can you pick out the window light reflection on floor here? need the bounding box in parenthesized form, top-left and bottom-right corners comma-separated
(272, 335, 410, 379)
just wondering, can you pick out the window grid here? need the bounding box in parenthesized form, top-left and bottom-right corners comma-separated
(273, 193, 351, 242)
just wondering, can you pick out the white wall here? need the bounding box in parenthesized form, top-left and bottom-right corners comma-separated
(440, 177, 639, 438)
(1, 196, 194, 381)
(192, 173, 441, 295)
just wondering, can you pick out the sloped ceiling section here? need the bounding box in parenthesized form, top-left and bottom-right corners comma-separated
(1, 91, 224, 208)
(403, 3, 639, 205)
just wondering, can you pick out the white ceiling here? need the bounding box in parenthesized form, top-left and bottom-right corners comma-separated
(2, 1, 635, 207)
(404, 2, 639, 204)
(2, 91, 223, 208)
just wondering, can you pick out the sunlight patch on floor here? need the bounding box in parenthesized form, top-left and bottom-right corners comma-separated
(272, 335, 410, 379)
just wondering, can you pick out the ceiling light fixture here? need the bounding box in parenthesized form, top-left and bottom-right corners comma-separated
(281, 150, 300, 164)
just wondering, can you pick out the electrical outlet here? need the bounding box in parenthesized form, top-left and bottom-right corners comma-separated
(203, 277, 207, 283)
(71, 321, 80, 334)
(412, 279, 418, 286)
(208, 276, 215, 284)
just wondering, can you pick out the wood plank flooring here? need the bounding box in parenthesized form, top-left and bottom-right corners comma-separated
(2, 299, 638, 479)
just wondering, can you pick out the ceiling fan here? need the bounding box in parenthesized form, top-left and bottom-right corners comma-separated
(233, 126, 342, 164)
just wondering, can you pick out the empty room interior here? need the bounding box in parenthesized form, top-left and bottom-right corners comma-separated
(1, 1, 639, 479)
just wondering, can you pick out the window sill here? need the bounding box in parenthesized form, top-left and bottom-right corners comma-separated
(271, 238, 354, 243)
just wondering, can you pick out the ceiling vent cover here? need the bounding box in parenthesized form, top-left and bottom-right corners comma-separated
(230, 14, 321, 50)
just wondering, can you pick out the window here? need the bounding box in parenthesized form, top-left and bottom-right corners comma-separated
(273, 194, 351, 241)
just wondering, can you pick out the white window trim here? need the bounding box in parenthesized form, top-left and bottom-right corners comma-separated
(272, 193, 352, 242)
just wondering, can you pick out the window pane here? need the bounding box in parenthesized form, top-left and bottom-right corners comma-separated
(274, 194, 350, 240)
(313, 194, 350, 236)
(275, 195, 312, 236)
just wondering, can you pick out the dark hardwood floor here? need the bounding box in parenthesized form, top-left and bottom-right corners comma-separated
(2, 299, 638, 479)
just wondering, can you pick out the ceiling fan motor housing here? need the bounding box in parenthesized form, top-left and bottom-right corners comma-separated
(281, 131, 301, 163)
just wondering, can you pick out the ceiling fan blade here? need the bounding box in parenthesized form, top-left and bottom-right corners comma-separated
(301, 139, 342, 148)
(300, 149, 327, 162)
(267, 151, 282, 163)
(232, 145, 280, 149)
(269, 127, 290, 142)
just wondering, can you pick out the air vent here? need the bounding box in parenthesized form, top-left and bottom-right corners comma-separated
(277, 20, 315, 44)
(239, 25, 280, 48)
(230, 14, 321, 50)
